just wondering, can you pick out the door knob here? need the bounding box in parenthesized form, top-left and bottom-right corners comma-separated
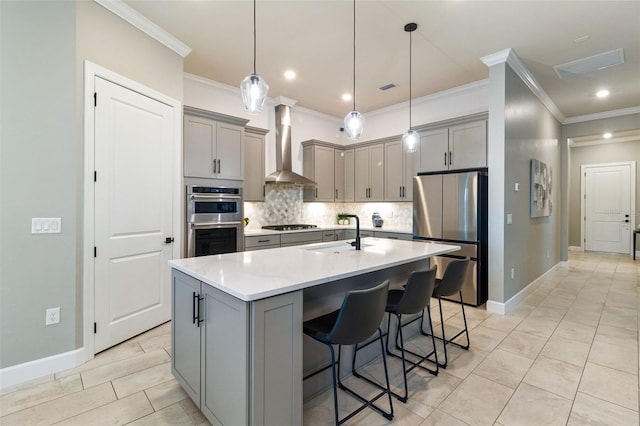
(164, 237, 174, 244)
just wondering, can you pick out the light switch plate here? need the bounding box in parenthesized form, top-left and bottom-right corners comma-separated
(506, 214, 513, 224)
(32, 218, 62, 234)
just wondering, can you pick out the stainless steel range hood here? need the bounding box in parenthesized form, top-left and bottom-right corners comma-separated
(265, 104, 316, 186)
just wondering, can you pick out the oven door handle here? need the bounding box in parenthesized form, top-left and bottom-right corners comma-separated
(190, 221, 243, 229)
(189, 194, 241, 201)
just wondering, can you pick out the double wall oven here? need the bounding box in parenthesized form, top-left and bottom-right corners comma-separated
(186, 185, 243, 257)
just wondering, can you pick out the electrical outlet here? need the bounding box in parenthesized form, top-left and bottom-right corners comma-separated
(46, 307, 60, 325)
(511, 268, 515, 279)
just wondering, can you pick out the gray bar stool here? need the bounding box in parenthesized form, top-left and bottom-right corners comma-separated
(303, 280, 394, 425)
(427, 257, 471, 368)
(352, 267, 439, 403)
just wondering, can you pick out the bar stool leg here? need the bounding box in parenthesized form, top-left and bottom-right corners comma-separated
(328, 344, 340, 426)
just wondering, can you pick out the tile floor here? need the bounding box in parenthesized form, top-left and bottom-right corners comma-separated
(1, 251, 638, 425)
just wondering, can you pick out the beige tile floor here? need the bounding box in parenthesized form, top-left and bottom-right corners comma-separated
(1, 251, 638, 425)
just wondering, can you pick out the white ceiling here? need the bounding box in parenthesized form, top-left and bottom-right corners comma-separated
(124, 0, 640, 120)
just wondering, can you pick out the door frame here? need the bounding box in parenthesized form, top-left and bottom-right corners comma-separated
(82, 61, 182, 359)
(580, 161, 636, 253)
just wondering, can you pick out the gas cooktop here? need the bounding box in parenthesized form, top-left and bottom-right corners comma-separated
(262, 224, 318, 231)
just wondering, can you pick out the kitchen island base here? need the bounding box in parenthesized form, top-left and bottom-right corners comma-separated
(169, 238, 459, 425)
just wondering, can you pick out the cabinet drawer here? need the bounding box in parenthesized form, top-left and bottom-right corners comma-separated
(280, 231, 323, 246)
(322, 230, 335, 241)
(374, 231, 413, 241)
(245, 235, 281, 249)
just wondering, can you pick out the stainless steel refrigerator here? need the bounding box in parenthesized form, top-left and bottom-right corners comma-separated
(413, 170, 488, 306)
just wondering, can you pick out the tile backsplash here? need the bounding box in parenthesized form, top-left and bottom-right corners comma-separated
(244, 185, 412, 231)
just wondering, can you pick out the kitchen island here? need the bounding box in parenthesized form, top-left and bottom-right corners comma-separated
(169, 238, 458, 426)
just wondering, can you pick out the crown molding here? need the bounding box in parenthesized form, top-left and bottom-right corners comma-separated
(482, 48, 565, 124)
(94, 0, 191, 57)
(563, 105, 640, 124)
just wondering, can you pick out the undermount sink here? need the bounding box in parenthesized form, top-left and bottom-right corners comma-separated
(305, 242, 372, 254)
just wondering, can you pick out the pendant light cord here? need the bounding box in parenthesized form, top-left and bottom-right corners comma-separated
(352, 0, 356, 112)
(408, 28, 412, 130)
(253, 0, 257, 75)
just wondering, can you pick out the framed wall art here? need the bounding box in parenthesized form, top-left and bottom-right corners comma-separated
(531, 158, 552, 217)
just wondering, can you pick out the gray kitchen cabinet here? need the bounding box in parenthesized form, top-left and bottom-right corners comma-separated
(303, 143, 335, 202)
(334, 149, 355, 202)
(171, 269, 302, 426)
(245, 234, 281, 251)
(171, 270, 202, 405)
(344, 229, 374, 239)
(374, 230, 413, 240)
(280, 231, 323, 246)
(448, 120, 487, 170)
(322, 230, 335, 241)
(183, 107, 248, 181)
(355, 144, 384, 202)
(172, 270, 248, 425)
(384, 139, 416, 202)
(244, 126, 268, 201)
(417, 119, 486, 173)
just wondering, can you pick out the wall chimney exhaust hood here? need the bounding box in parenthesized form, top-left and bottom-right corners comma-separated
(265, 104, 316, 186)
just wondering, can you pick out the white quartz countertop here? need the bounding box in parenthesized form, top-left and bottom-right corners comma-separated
(244, 225, 412, 237)
(169, 238, 459, 302)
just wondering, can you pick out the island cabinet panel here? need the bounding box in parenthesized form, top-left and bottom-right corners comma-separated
(172, 269, 303, 425)
(171, 270, 202, 404)
(201, 285, 249, 426)
(250, 291, 303, 426)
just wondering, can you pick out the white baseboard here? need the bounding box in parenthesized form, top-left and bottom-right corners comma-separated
(0, 347, 88, 390)
(486, 263, 560, 315)
(568, 246, 583, 252)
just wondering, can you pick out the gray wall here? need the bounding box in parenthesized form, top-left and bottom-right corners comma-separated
(503, 65, 562, 301)
(1, 1, 183, 369)
(1, 0, 78, 368)
(563, 113, 640, 248)
(490, 64, 562, 303)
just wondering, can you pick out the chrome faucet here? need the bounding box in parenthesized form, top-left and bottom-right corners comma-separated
(343, 214, 361, 250)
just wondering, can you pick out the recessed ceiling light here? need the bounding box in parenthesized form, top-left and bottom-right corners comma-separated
(342, 93, 352, 102)
(596, 89, 610, 98)
(603, 132, 612, 139)
(284, 70, 296, 80)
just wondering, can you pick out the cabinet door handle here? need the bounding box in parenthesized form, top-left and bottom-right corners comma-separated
(263, 185, 265, 197)
(444, 152, 447, 166)
(449, 151, 452, 166)
(212, 159, 217, 174)
(192, 292, 198, 325)
(335, 189, 338, 199)
(315, 188, 318, 198)
(217, 159, 221, 174)
(257, 239, 271, 243)
(399, 187, 402, 197)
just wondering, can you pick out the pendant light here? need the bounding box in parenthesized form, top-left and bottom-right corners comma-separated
(240, 0, 269, 114)
(344, 0, 365, 140)
(403, 23, 419, 153)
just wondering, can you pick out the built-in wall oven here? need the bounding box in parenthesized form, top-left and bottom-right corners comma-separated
(186, 185, 244, 257)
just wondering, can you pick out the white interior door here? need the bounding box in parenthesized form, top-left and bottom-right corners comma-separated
(94, 76, 174, 352)
(584, 163, 633, 254)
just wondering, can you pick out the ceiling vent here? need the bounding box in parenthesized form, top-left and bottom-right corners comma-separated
(378, 83, 397, 91)
(553, 48, 624, 78)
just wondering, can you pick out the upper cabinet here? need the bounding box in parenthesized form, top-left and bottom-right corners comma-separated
(418, 118, 487, 173)
(183, 106, 248, 181)
(302, 143, 335, 202)
(244, 126, 268, 201)
(334, 149, 355, 202)
(384, 139, 416, 202)
(355, 144, 384, 202)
